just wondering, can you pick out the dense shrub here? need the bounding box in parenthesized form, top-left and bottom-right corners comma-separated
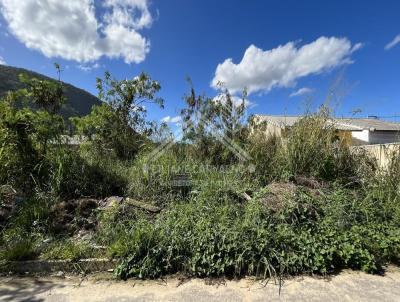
(282, 112, 361, 181)
(245, 109, 371, 186)
(246, 131, 282, 184)
(72, 72, 163, 160)
(47, 148, 128, 198)
(0, 194, 51, 261)
(112, 186, 400, 279)
(0, 77, 65, 193)
(362, 146, 400, 224)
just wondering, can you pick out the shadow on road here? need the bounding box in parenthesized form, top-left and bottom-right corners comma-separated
(0, 277, 64, 302)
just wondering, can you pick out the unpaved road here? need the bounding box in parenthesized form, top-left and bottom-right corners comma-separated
(1, 268, 400, 302)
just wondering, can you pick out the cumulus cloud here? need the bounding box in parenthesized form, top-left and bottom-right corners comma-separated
(0, 55, 5, 65)
(289, 87, 314, 97)
(0, 0, 152, 64)
(385, 34, 400, 50)
(212, 37, 362, 95)
(161, 115, 182, 124)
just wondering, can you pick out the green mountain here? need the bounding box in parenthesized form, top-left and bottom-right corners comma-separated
(0, 65, 101, 118)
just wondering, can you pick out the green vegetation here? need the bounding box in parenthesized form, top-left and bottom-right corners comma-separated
(73, 71, 163, 160)
(1, 68, 399, 281)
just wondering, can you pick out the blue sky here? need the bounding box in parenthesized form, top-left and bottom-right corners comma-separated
(1, 0, 400, 125)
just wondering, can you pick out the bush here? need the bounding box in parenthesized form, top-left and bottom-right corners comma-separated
(72, 72, 164, 160)
(246, 109, 367, 184)
(0, 236, 38, 261)
(0, 195, 49, 261)
(246, 132, 282, 184)
(47, 148, 128, 198)
(363, 146, 400, 224)
(283, 112, 359, 181)
(113, 184, 400, 279)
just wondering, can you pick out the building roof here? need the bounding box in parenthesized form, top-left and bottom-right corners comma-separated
(254, 115, 400, 131)
(337, 118, 400, 131)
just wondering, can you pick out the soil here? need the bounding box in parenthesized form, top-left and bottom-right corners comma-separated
(259, 182, 298, 212)
(50, 198, 99, 234)
(50, 196, 161, 235)
(1, 267, 400, 301)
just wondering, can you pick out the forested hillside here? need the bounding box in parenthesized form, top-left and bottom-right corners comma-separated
(0, 65, 101, 118)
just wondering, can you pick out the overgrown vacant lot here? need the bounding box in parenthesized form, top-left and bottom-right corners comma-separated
(1, 71, 399, 280)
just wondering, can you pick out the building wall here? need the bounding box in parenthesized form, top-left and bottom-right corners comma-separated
(368, 131, 400, 144)
(351, 130, 369, 145)
(264, 123, 282, 137)
(351, 130, 400, 145)
(250, 117, 283, 137)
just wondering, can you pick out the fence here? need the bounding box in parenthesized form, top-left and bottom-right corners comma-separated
(352, 143, 400, 169)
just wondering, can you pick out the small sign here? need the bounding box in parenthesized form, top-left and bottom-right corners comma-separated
(171, 173, 191, 187)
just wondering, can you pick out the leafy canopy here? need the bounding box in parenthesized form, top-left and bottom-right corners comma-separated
(73, 72, 164, 160)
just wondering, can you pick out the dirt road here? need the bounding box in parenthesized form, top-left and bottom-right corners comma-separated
(1, 268, 400, 301)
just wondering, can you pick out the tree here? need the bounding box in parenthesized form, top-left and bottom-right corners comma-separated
(0, 65, 66, 191)
(180, 80, 248, 164)
(19, 73, 65, 114)
(17, 64, 66, 154)
(73, 72, 164, 160)
(0, 92, 63, 191)
(213, 87, 247, 141)
(180, 81, 215, 141)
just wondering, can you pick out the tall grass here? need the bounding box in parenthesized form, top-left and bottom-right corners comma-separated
(246, 110, 368, 185)
(363, 146, 400, 224)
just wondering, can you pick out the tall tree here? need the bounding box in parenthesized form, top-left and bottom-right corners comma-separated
(74, 72, 164, 159)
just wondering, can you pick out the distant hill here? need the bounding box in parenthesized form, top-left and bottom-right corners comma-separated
(0, 65, 102, 118)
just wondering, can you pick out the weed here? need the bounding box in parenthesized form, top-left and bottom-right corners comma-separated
(41, 240, 102, 261)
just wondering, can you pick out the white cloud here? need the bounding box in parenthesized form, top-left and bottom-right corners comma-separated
(0, 0, 152, 64)
(103, 0, 153, 30)
(78, 62, 101, 72)
(161, 115, 182, 124)
(0, 55, 5, 65)
(385, 34, 400, 50)
(289, 87, 314, 97)
(212, 37, 362, 95)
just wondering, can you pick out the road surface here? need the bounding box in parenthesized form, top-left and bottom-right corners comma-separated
(1, 267, 400, 301)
